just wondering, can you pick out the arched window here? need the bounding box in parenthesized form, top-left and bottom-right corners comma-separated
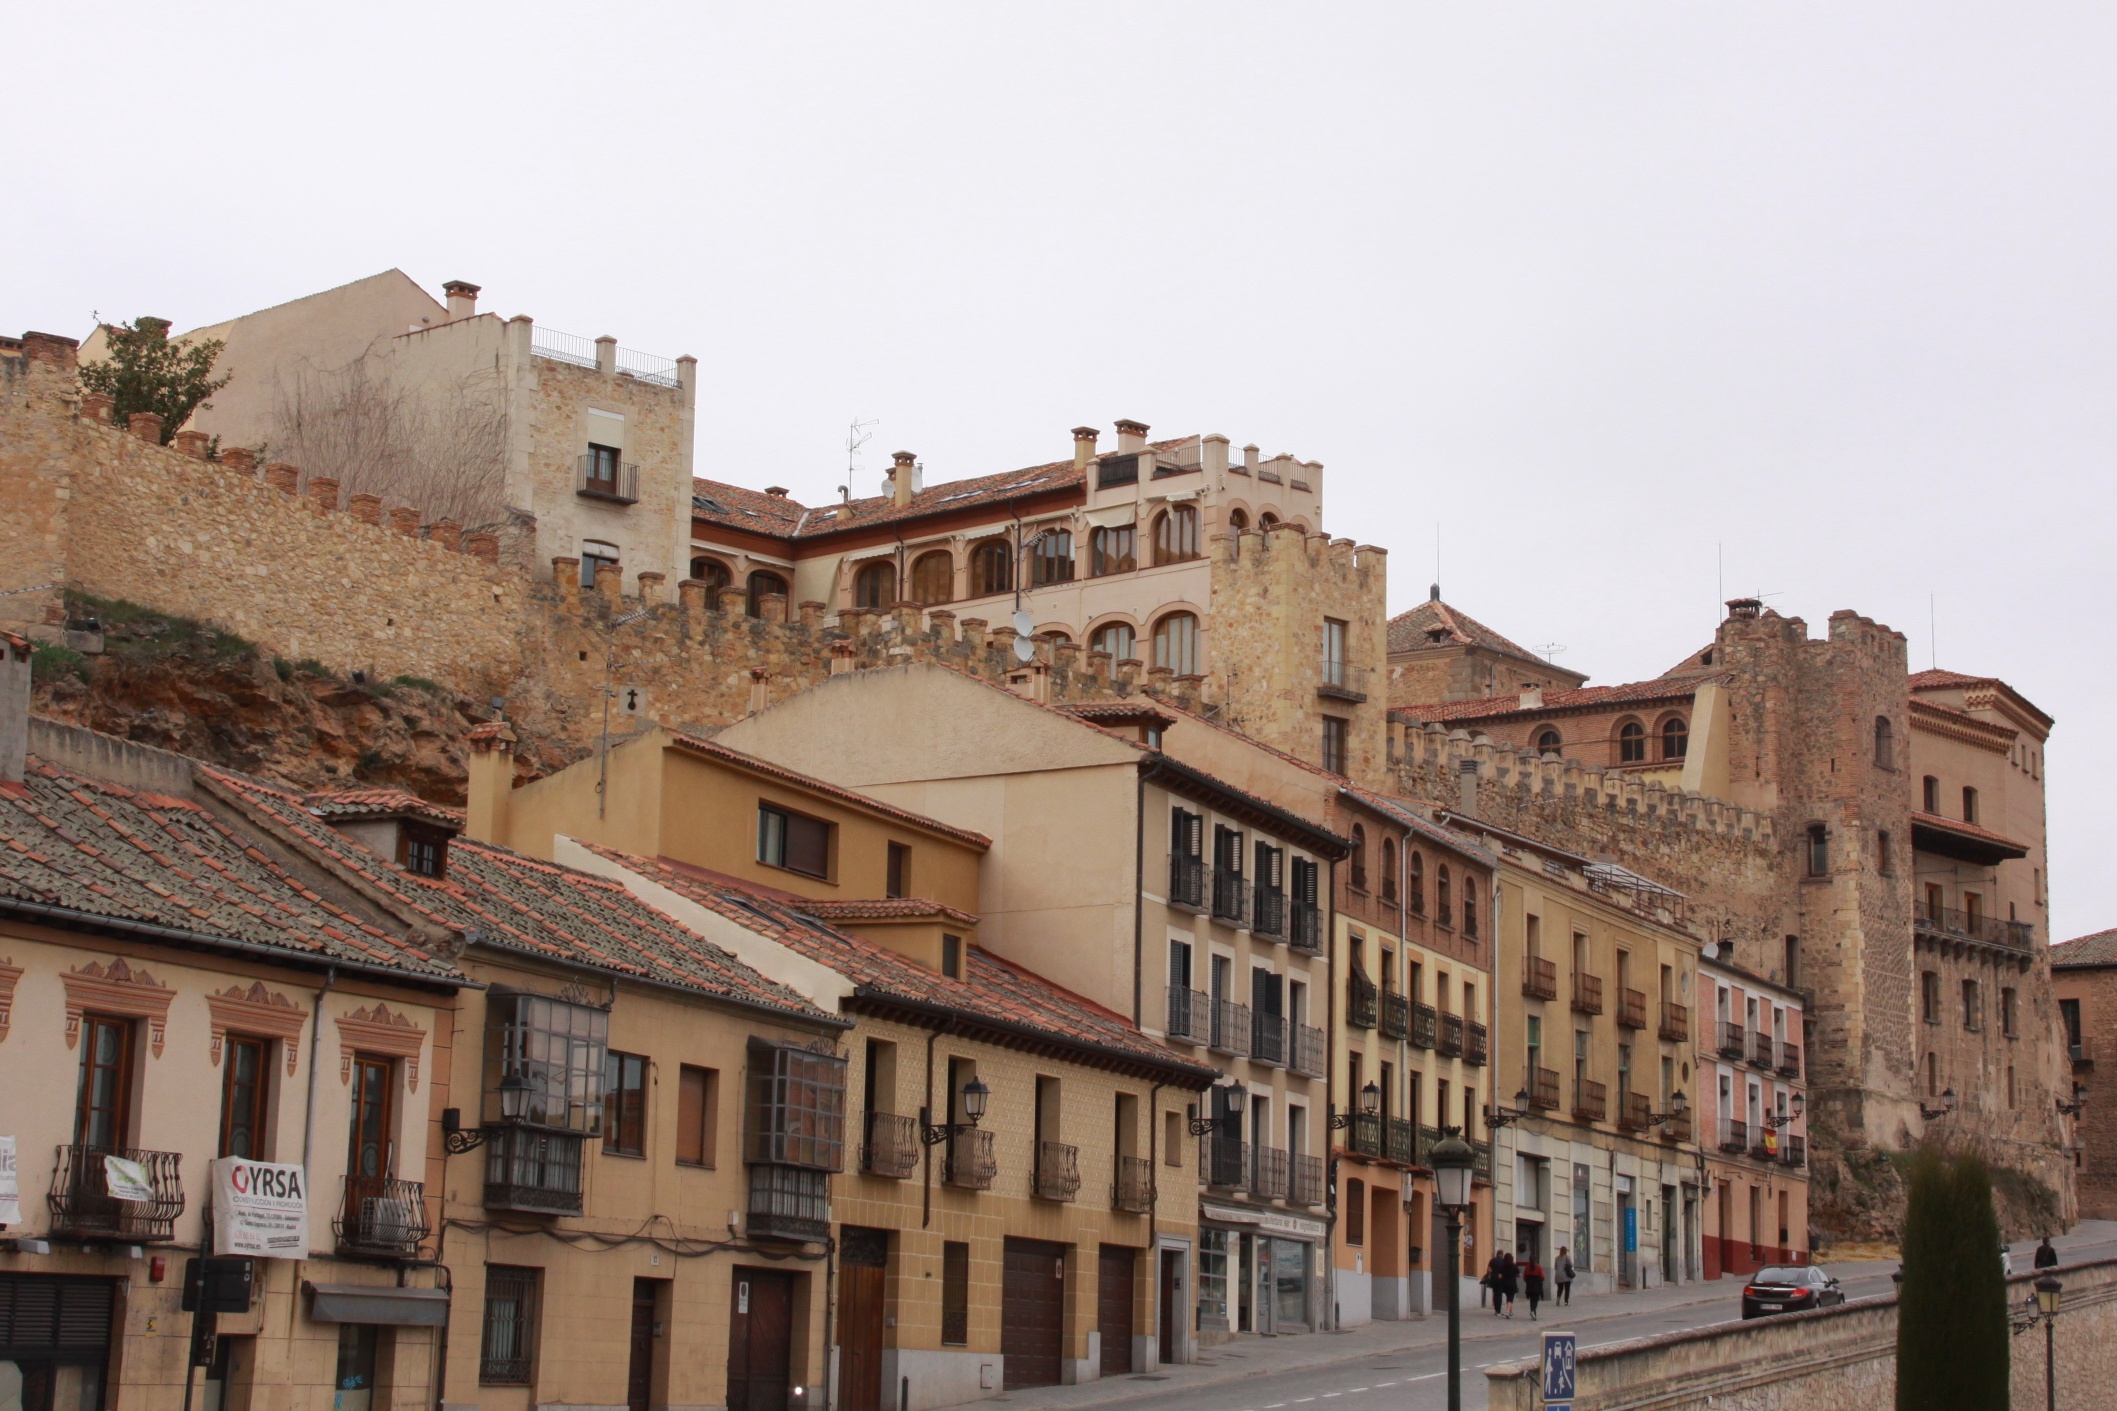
(1661, 716, 1689, 760)
(1036, 629, 1072, 645)
(1437, 865, 1453, 927)
(1259, 512, 1280, 530)
(910, 550, 954, 605)
(1874, 715, 1894, 768)
(746, 570, 789, 618)
(690, 558, 732, 599)
(1029, 529, 1075, 586)
(1089, 524, 1136, 576)
(1154, 505, 1201, 564)
(1463, 884, 1478, 939)
(970, 539, 1012, 596)
(1152, 612, 1200, 676)
(852, 560, 895, 610)
(1380, 838, 1398, 902)
(1349, 824, 1368, 893)
(1408, 851, 1426, 915)
(1618, 720, 1647, 763)
(1090, 622, 1136, 661)
(1227, 508, 1249, 532)
(1535, 728, 1562, 757)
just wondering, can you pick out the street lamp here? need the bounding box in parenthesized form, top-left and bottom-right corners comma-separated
(1647, 1089, 1690, 1130)
(1918, 1087, 1957, 1122)
(1763, 1091, 1805, 1130)
(443, 1069, 534, 1153)
(2034, 1274, 2062, 1411)
(1428, 1129, 1477, 1411)
(921, 1076, 991, 1145)
(1485, 1087, 1533, 1130)
(1328, 1081, 1381, 1130)
(2056, 1082, 2088, 1118)
(1189, 1081, 1248, 1137)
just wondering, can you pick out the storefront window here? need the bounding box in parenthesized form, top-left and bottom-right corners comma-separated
(1196, 1229, 1229, 1329)
(334, 1324, 378, 1411)
(1271, 1239, 1309, 1331)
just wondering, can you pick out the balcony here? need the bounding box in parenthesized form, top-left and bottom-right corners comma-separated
(1472, 1139, 1494, 1181)
(861, 1112, 920, 1179)
(1573, 1079, 1608, 1123)
(1034, 1141, 1081, 1202)
(1411, 1002, 1438, 1050)
(1347, 1111, 1384, 1159)
(944, 1129, 997, 1190)
(1169, 855, 1206, 910)
(1251, 1146, 1290, 1200)
(48, 1147, 184, 1243)
(1528, 1066, 1561, 1111)
(1210, 999, 1253, 1058)
(1522, 956, 1558, 1001)
(1780, 1134, 1808, 1169)
(1385, 1117, 1419, 1165)
(1750, 1132, 1778, 1162)
(1347, 971, 1377, 1030)
(1750, 1031, 1776, 1068)
(1253, 885, 1287, 939)
(334, 1175, 428, 1259)
(1290, 902, 1323, 953)
(1466, 1023, 1489, 1067)
(1915, 901, 2035, 954)
(1251, 1012, 1288, 1067)
(1292, 1023, 1327, 1078)
(1717, 1022, 1746, 1061)
(1617, 988, 1647, 1030)
(1113, 1154, 1154, 1213)
(1572, 973, 1604, 1016)
(1437, 1013, 1464, 1058)
(485, 1127, 585, 1215)
(1318, 660, 1370, 704)
(1664, 1109, 1694, 1144)
(1202, 1136, 1248, 1190)
(1719, 1119, 1749, 1155)
(1617, 1091, 1653, 1133)
(1659, 1001, 1690, 1043)
(1290, 1154, 1325, 1206)
(575, 455, 641, 505)
(1212, 869, 1250, 926)
(2072, 1038, 2095, 1068)
(1379, 990, 1410, 1041)
(1777, 1042, 1802, 1079)
(1166, 986, 1211, 1043)
(748, 1164, 832, 1243)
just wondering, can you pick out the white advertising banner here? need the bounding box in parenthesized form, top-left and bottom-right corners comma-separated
(211, 1157, 308, 1258)
(0, 1136, 18, 1224)
(102, 1154, 156, 1204)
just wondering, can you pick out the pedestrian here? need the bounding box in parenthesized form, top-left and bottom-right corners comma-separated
(1484, 1250, 1507, 1315)
(2034, 1236, 2058, 1270)
(1554, 1246, 1576, 1306)
(1523, 1255, 1547, 1321)
(1499, 1250, 1521, 1318)
(2000, 1243, 2012, 1278)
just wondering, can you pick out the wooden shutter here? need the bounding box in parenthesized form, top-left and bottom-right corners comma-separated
(677, 1066, 715, 1167)
(784, 813, 831, 878)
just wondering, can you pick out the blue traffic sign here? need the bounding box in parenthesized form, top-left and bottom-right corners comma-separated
(1542, 1330, 1578, 1402)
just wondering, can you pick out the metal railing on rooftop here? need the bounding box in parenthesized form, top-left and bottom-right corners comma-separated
(530, 327, 683, 388)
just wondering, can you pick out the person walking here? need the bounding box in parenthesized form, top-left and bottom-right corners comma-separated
(1554, 1247, 1576, 1306)
(1484, 1251, 1508, 1315)
(1498, 1250, 1521, 1319)
(2034, 1236, 2059, 1271)
(1522, 1255, 1548, 1321)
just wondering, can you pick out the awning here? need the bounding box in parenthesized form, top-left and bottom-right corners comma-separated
(1083, 504, 1137, 529)
(1198, 1200, 1328, 1241)
(1910, 810, 2030, 866)
(305, 1282, 449, 1327)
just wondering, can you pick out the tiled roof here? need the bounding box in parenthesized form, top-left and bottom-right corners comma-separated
(1393, 676, 1713, 725)
(2054, 929, 2117, 968)
(665, 730, 992, 850)
(201, 771, 833, 1021)
(793, 897, 982, 928)
(1386, 599, 1548, 662)
(1063, 702, 1177, 729)
(589, 847, 1218, 1084)
(1910, 669, 1999, 691)
(1909, 809, 2032, 856)
(304, 788, 465, 829)
(690, 480, 810, 536)
(1337, 785, 1501, 869)
(0, 758, 457, 978)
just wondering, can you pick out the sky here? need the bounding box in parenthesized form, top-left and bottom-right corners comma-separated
(8, 4, 2113, 937)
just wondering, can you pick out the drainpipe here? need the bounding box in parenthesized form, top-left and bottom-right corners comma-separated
(301, 967, 338, 1178)
(1148, 1081, 1164, 1365)
(1133, 769, 1146, 1026)
(1323, 856, 1339, 1331)
(821, 1235, 838, 1411)
(921, 1021, 954, 1229)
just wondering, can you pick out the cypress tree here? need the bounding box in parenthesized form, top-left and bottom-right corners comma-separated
(1896, 1148, 2010, 1410)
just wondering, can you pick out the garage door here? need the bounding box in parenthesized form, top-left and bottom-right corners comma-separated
(1097, 1245, 1135, 1376)
(1002, 1239, 1067, 1389)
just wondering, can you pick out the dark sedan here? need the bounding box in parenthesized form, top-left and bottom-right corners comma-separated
(1741, 1265, 1844, 1319)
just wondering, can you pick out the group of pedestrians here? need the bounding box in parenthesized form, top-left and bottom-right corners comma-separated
(1482, 1246, 1576, 1319)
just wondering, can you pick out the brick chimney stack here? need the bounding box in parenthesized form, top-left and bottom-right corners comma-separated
(888, 451, 918, 510)
(443, 281, 481, 322)
(463, 720, 517, 843)
(1072, 427, 1100, 470)
(0, 633, 30, 784)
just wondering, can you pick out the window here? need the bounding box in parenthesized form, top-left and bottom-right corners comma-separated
(1618, 721, 1646, 763)
(585, 442, 622, 492)
(1924, 882, 1945, 922)
(677, 1065, 718, 1167)
(691, 558, 732, 594)
(1964, 891, 1983, 929)
(1153, 505, 1200, 564)
(1349, 825, 1368, 892)
(745, 571, 789, 618)
(1029, 529, 1075, 586)
(1089, 524, 1136, 577)
(1321, 618, 1348, 688)
(1090, 622, 1136, 661)
(1923, 775, 1941, 812)
(1321, 716, 1349, 776)
(603, 1051, 648, 1156)
(853, 561, 895, 610)
(480, 1265, 541, 1384)
(398, 823, 448, 879)
(1920, 971, 1940, 1025)
(1346, 1177, 1366, 1245)
(1877, 830, 1893, 876)
(1409, 852, 1425, 915)
(1197, 1228, 1229, 1327)
(1661, 717, 1688, 760)
(219, 1034, 270, 1159)
(941, 933, 962, 979)
(337, 1323, 379, 1409)
(581, 541, 620, 589)
(1227, 508, 1249, 533)
(1152, 612, 1201, 676)
(1259, 512, 1279, 530)
(484, 990, 610, 1133)
(2001, 987, 2018, 1039)
(746, 1039, 848, 1172)
(1380, 838, 1398, 902)
(1962, 786, 1979, 824)
(2062, 998, 2083, 1052)
(1535, 729, 1562, 756)
(1804, 824, 1829, 877)
(1961, 980, 1980, 1033)
(1437, 866, 1453, 928)
(346, 1056, 395, 1193)
(1925, 1051, 1938, 1097)
(759, 804, 832, 879)
(886, 842, 911, 899)
(1873, 716, 1894, 768)
(910, 551, 953, 605)
(968, 539, 1012, 596)
(1463, 883, 1479, 939)
(941, 1242, 970, 1344)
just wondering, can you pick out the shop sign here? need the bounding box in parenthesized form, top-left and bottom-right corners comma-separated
(0, 1136, 17, 1223)
(211, 1156, 308, 1258)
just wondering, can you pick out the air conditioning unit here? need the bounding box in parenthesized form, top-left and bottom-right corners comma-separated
(357, 1196, 418, 1248)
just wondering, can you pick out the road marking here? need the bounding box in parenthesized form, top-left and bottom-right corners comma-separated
(1405, 1372, 1443, 1382)
(1322, 1394, 1340, 1399)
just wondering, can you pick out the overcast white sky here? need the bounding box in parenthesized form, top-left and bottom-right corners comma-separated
(9, 4, 2113, 937)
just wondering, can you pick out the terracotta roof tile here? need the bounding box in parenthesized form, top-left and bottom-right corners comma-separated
(1386, 599, 1549, 662)
(791, 897, 982, 927)
(1910, 809, 2032, 856)
(1393, 676, 1715, 725)
(305, 788, 465, 828)
(1909, 669, 1999, 690)
(2054, 929, 2117, 968)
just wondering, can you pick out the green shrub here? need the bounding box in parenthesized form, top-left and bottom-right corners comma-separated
(392, 675, 443, 693)
(1896, 1148, 2009, 1410)
(29, 642, 88, 683)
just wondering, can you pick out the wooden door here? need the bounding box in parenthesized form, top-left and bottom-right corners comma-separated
(839, 1229, 889, 1411)
(627, 1279, 657, 1411)
(1098, 1246, 1134, 1376)
(1157, 1250, 1178, 1367)
(728, 1269, 795, 1411)
(1001, 1240, 1066, 1389)
(345, 1055, 395, 1213)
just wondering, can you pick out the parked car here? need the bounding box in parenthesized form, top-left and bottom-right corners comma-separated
(1741, 1265, 1844, 1319)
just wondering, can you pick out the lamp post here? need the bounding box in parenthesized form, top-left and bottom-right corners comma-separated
(1189, 1081, 1248, 1136)
(1428, 1129, 1477, 1411)
(1918, 1087, 1957, 1122)
(1484, 1088, 1533, 1130)
(1327, 1080, 1380, 1131)
(920, 1076, 992, 1145)
(443, 1069, 533, 1154)
(2036, 1274, 2062, 1411)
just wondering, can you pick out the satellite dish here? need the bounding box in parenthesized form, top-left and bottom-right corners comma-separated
(1012, 610, 1034, 637)
(1013, 636, 1036, 663)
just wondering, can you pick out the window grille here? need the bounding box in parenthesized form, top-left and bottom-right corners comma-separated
(745, 1040, 847, 1172)
(480, 1265, 540, 1384)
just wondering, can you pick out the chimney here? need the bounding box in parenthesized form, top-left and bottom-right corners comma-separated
(1114, 419, 1149, 454)
(1457, 758, 1479, 819)
(443, 281, 480, 321)
(1520, 686, 1544, 710)
(0, 632, 30, 784)
(764, 486, 790, 498)
(1725, 597, 1762, 620)
(1429, 583, 1442, 602)
(463, 721, 516, 843)
(1072, 426, 1100, 470)
(888, 451, 918, 509)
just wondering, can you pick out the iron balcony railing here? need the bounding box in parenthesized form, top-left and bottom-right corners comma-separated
(1292, 1023, 1327, 1078)
(1660, 1001, 1690, 1043)
(1211, 999, 1252, 1057)
(1251, 1012, 1288, 1066)
(530, 328, 683, 388)
(1719, 1119, 1749, 1155)
(1573, 1078, 1608, 1123)
(1750, 1132, 1779, 1162)
(1780, 1134, 1808, 1168)
(1212, 869, 1249, 925)
(1347, 1111, 1384, 1159)
(1379, 990, 1410, 1040)
(485, 1127, 585, 1215)
(1437, 1013, 1464, 1058)
(1466, 1022, 1489, 1067)
(1617, 988, 1648, 1030)
(1202, 1136, 1248, 1190)
(1166, 985, 1211, 1043)
(1617, 1091, 1653, 1133)
(1411, 1002, 1438, 1050)
(1113, 1154, 1154, 1213)
(1318, 659, 1371, 702)
(575, 455, 640, 505)
(2072, 1038, 2095, 1067)
(1034, 1141, 1081, 1202)
(48, 1146, 184, 1243)
(1385, 1116, 1419, 1165)
(1290, 1154, 1325, 1206)
(1522, 956, 1558, 1001)
(1915, 902, 2035, 953)
(1169, 854, 1206, 909)
(1472, 1139, 1494, 1180)
(861, 1112, 920, 1179)
(1528, 1066, 1561, 1111)
(1290, 901, 1323, 952)
(1251, 1146, 1290, 1200)
(334, 1174, 427, 1258)
(1778, 1042, 1802, 1078)
(1347, 971, 1377, 1030)
(1664, 1108, 1694, 1144)
(1751, 1031, 1776, 1068)
(1717, 1022, 1746, 1060)
(1253, 884, 1287, 938)
(945, 1129, 997, 1190)
(1572, 973, 1604, 1015)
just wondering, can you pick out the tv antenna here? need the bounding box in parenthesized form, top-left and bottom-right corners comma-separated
(841, 418, 879, 502)
(1535, 643, 1568, 663)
